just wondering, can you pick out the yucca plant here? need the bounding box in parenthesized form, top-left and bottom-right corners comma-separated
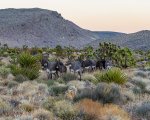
(94, 68, 127, 85)
(18, 52, 40, 69)
(10, 52, 41, 80)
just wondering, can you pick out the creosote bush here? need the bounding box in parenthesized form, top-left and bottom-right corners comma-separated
(94, 68, 127, 85)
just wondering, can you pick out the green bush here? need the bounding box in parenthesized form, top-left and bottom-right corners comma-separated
(21, 67, 40, 80)
(94, 68, 127, 85)
(18, 52, 40, 69)
(0, 66, 10, 78)
(14, 74, 28, 83)
(10, 52, 41, 80)
(61, 73, 78, 82)
(49, 85, 68, 96)
(82, 74, 98, 84)
(74, 88, 95, 102)
(46, 80, 56, 86)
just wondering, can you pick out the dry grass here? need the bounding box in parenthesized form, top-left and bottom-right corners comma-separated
(33, 108, 54, 120)
(76, 99, 131, 120)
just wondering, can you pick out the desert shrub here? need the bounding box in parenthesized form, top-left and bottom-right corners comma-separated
(33, 108, 54, 120)
(10, 64, 39, 80)
(10, 52, 41, 80)
(74, 83, 125, 104)
(134, 70, 147, 78)
(14, 74, 28, 83)
(42, 97, 56, 111)
(0, 61, 4, 66)
(20, 103, 34, 113)
(76, 99, 130, 120)
(94, 68, 127, 85)
(57, 78, 65, 84)
(131, 77, 148, 93)
(0, 98, 11, 115)
(74, 88, 95, 102)
(61, 73, 78, 82)
(0, 66, 10, 78)
(18, 52, 40, 69)
(95, 83, 122, 104)
(7, 80, 18, 88)
(53, 100, 77, 120)
(10, 64, 22, 75)
(133, 87, 142, 94)
(136, 102, 150, 119)
(17, 115, 33, 120)
(38, 83, 49, 94)
(46, 80, 56, 86)
(49, 85, 68, 96)
(21, 67, 40, 80)
(82, 73, 98, 84)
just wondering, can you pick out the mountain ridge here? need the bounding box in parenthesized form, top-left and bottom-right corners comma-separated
(0, 8, 150, 50)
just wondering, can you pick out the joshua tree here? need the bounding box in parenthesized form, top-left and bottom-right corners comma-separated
(55, 45, 63, 57)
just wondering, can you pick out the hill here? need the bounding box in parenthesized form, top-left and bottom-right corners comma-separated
(94, 31, 126, 39)
(0, 8, 98, 48)
(89, 30, 150, 50)
(0, 8, 150, 50)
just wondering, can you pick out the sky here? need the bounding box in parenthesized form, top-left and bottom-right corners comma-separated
(0, 0, 150, 33)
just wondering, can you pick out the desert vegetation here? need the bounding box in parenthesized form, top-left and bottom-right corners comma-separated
(0, 42, 150, 120)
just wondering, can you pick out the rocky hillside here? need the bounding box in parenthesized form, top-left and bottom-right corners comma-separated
(0, 8, 98, 48)
(0, 8, 150, 50)
(90, 30, 150, 50)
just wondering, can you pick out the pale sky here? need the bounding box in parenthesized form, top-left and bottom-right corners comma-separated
(0, 0, 150, 33)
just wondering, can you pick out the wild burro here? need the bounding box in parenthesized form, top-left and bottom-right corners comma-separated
(41, 53, 112, 80)
(41, 53, 67, 79)
(66, 60, 83, 81)
(81, 59, 96, 72)
(45, 61, 66, 79)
